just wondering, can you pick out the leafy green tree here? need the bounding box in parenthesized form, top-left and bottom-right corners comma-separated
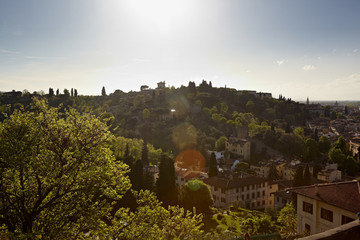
(305, 138, 320, 162)
(208, 152, 218, 177)
(343, 156, 359, 176)
(0, 99, 130, 238)
(106, 190, 205, 239)
(319, 136, 331, 153)
(292, 166, 304, 187)
(333, 136, 347, 154)
(277, 202, 297, 237)
(328, 147, 346, 166)
(234, 161, 250, 173)
(215, 136, 228, 152)
(293, 127, 305, 139)
(156, 154, 177, 206)
(303, 164, 312, 186)
(180, 180, 213, 214)
(142, 108, 150, 120)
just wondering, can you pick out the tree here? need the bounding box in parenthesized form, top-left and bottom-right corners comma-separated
(333, 136, 347, 154)
(303, 164, 312, 186)
(108, 190, 204, 239)
(292, 166, 304, 187)
(0, 99, 131, 238)
(132, 159, 144, 191)
(277, 202, 297, 237)
(156, 154, 177, 206)
(343, 156, 359, 176)
(56, 88, 59, 96)
(63, 88, 70, 97)
(234, 161, 250, 173)
(102, 86, 106, 96)
(267, 164, 279, 180)
(142, 108, 150, 120)
(215, 136, 228, 152)
(141, 140, 149, 167)
(319, 136, 331, 153)
(180, 180, 213, 214)
(305, 138, 319, 162)
(71, 88, 74, 97)
(208, 152, 218, 177)
(328, 147, 346, 166)
(74, 89, 78, 97)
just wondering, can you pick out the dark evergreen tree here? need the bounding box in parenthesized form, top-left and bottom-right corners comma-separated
(74, 89, 78, 97)
(132, 159, 144, 191)
(303, 164, 312, 186)
(156, 154, 177, 206)
(71, 88, 74, 97)
(292, 166, 304, 187)
(313, 128, 319, 142)
(267, 164, 279, 180)
(56, 88, 59, 96)
(141, 140, 149, 167)
(102, 86, 106, 96)
(208, 152, 218, 177)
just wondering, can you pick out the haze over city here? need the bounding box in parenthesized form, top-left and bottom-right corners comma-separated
(1, 0, 360, 100)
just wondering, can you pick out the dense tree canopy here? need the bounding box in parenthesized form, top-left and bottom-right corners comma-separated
(0, 99, 131, 238)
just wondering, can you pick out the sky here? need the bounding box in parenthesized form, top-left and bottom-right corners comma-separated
(1, 0, 360, 100)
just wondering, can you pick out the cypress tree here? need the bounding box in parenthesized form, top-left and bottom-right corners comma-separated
(101, 86, 106, 96)
(132, 159, 144, 191)
(303, 164, 312, 186)
(292, 166, 304, 187)
(156, 154, 177, 206)
(208, 152, 218, 177)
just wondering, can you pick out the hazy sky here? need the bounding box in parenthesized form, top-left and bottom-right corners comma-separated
(1, 0, 360, 100)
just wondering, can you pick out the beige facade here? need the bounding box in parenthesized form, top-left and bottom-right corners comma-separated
(291, 181, 360, 236)
(204, 175, 277, 209)
(296, 194, 356, 235)
(225, 138, 251, 160)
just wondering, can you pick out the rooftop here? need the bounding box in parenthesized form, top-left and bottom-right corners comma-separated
(289, 180, 360, 213)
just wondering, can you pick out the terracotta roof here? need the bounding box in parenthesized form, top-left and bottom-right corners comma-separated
(203, 175, 266, 189)
(289, 181, 360, 213)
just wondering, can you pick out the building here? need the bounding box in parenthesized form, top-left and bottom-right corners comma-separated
(225, 137, 251, 161)
(317, 164, 342, 183)
(290, 181, 360, 236)
(203, 174, 276, 209)
(175, 167, 207, 186)
(157, 81, 166, 89)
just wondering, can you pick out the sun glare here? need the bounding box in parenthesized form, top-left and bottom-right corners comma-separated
(120, 0, 193, 34)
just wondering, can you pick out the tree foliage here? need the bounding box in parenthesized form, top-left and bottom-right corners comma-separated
(208, 152, 218, 177)
(180, 180, 213, 214)
(0, 99, 131, 238)
(156, 154, 177, 206)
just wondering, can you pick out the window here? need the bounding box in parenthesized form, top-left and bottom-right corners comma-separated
(276, 197, 279, 202)
(236, 188, 239, 193)
(341, 215, 355, 225)
(321, 208, 333, 222)
(302, 201, 313, 214)
(257, 201, 260, 206)
(262, 200, 265, 205)
(213, 195, 216, 200)
(262, 190, 265, 196)
(305, 224, 311, 233)
(247, 194, 249, 199)
(214, 187, 218, 191)
(269, 200, 272, 205)
(252, 193, 255, 198)
(241, 187, 244, 192)
(247, 186, 249, 191)
(252, 202, 255, 207)
(257, 192, 260, 197)
(241, 195, 244, 200)
(221, 198, 226, 203)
